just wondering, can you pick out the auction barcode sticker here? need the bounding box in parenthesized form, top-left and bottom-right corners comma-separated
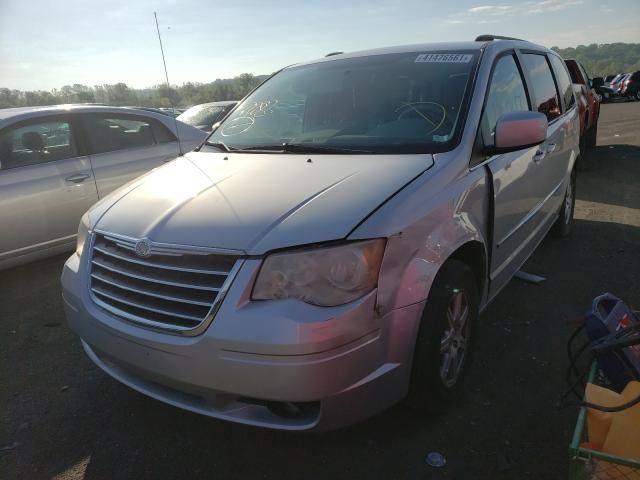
(415, 53, 473, 63)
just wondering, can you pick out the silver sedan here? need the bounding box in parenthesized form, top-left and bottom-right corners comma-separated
(0, 105, 207, 269)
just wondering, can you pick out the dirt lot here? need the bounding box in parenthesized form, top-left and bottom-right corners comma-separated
(1, 101, 639, 480)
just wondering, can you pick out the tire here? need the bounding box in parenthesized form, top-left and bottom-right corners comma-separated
(635, 90, 640, 102)
(408, 260, 479, 413)
(553, 168, 576, 238)
(586, 124, 598, 149)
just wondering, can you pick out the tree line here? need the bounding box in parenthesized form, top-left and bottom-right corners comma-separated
(0, 73, 269, 109)
(3, 43, 640, 109)
(552, 42, 640, 78)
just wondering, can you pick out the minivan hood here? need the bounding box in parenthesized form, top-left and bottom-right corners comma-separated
(94, 152, 433, 254)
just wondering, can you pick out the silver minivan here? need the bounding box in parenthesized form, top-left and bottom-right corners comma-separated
(62, 37, 580, 431)
(0, 105, 206, 269)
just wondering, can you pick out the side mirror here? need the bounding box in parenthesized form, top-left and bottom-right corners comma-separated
(592, 77, 604, 89)
(489, 111, 547, 154)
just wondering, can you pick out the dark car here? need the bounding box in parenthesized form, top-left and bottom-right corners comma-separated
(607, 73, 625, 86)
(610, 73, 630, 94)
(590, 77, 615, 103)
(620, 71, 640, 101)
(176, 101, 238, 132)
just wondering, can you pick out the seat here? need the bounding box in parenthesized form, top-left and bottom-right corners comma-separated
(18, 131, 49, 166)
(137, 124, 155, 146)
(22, 131, 46, 152)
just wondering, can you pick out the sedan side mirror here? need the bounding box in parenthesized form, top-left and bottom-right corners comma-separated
(592, 77, 604, 89)
(488, 111, 547, 155)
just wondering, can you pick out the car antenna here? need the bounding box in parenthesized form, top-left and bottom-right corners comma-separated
(154, 11, 183, 156)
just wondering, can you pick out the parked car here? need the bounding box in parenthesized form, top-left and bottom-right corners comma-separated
(565, 59, 600, 151)
(0, 105, 207, 269)
(607, 73, 625, 88)
(123, 106, 170, 116)
(620, 71, 640, 101)
(590, 77, 615, 103)
(176, 101, 238, 132)
(611, 73, 630, 95)
(62, 36, 579, 431)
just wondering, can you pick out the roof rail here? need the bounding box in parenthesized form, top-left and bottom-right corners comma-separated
(325, 51, 343, 57)
(475, 34, 525, 42)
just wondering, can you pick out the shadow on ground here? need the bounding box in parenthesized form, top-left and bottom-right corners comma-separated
(579, 144, 640, 209)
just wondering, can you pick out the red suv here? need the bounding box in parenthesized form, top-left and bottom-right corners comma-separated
(564, 59, 600, 152)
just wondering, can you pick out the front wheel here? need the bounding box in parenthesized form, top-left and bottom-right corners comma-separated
(635, 90, 640, 102)
(408, 260, 479, 412)
(553, 168, 576, 238)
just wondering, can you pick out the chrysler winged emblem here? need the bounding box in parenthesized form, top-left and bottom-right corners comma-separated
(134, 239, 152, 258)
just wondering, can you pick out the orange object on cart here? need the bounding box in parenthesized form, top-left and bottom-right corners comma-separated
(586, 383, 621, 449)
(586, 381, 640, 461)
(601, 381, 640, 460)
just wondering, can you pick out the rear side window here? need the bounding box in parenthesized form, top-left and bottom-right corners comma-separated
(0, 119, 78, 170)
(549, 55, 575, 110)
(522, 54, 561, 122)
(482, 54, 530, 144)
(82, 114, 171, 154)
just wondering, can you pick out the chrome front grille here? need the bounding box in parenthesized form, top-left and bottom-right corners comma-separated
(89, 232, 241, 335)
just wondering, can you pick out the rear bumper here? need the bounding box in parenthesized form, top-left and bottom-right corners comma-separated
(62, 253, 424, 431)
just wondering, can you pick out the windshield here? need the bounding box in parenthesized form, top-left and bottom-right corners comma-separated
(178, 105, 227, 127)
(207, 51, 479, 153)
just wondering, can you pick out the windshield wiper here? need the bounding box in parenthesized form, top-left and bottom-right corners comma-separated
(204, 140, 234, 152)
(282, 143, 374, 154)
(205, 142, 374, 154)
(234, 145, 286, 152)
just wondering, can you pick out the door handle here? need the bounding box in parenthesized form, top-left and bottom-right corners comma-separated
(65, 173, 91, 184)
(546, 143, 558, 153)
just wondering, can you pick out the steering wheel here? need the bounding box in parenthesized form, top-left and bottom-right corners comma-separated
(395, 102, 449, 135)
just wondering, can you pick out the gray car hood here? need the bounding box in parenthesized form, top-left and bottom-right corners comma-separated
(93, 151, 433, 254)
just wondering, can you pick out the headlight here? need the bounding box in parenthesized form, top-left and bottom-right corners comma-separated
(76, 212, 91, 257)
(252, 239, 385, 307)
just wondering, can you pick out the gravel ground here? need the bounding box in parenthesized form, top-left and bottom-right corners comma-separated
(1, 101, 639, 480)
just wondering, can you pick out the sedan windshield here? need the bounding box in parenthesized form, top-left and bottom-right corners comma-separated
(178, 105, 227, 128)
(207, 51, 479, 153)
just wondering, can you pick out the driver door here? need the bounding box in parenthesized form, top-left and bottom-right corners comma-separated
(478, 53, 542, 298)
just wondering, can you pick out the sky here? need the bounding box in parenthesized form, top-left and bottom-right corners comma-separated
(1, 0, 639, 91)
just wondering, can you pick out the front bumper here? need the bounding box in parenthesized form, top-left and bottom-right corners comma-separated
(62, 253, 424, 431)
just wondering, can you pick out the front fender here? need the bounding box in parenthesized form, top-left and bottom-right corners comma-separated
(350, 161, 490, 314)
